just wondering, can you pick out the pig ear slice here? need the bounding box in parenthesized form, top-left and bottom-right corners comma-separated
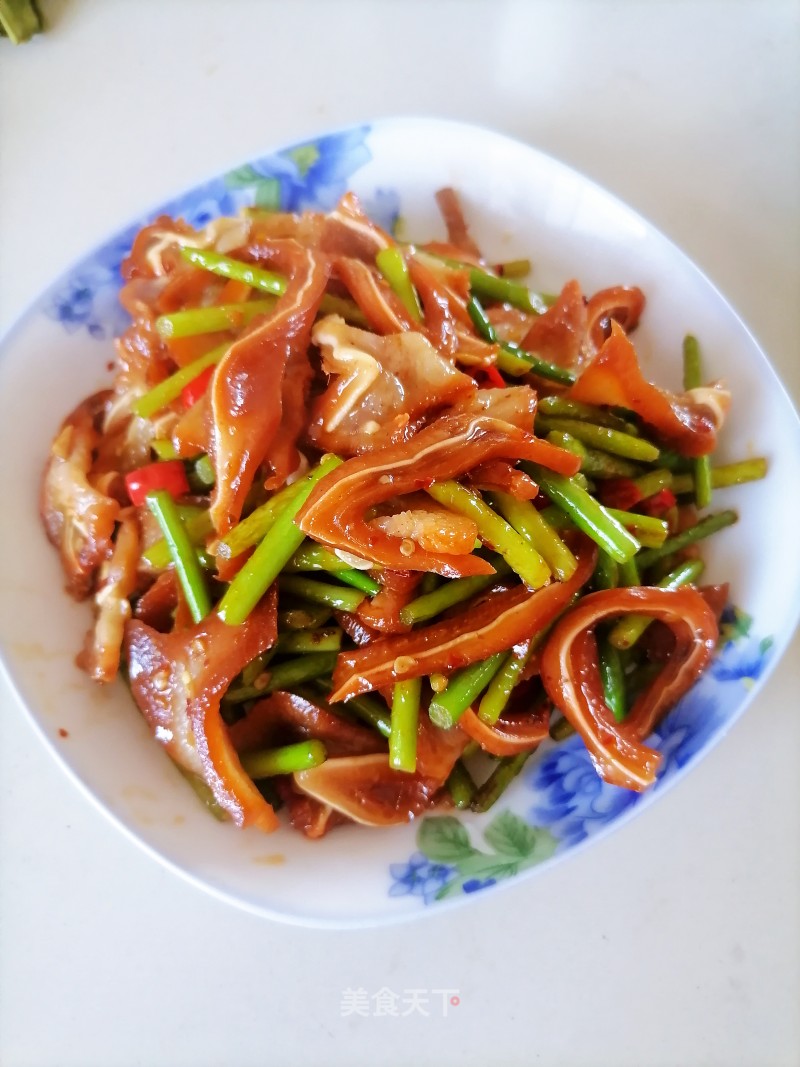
(228, 689, 385, 759)
(294, 754, 440, 827)
(78, 509, 140, 683)
(297, 411, 579, 578)
(568, 322, 729, 457)
(41, 392, 120, 599)
(124, 589, 280, 831)
(292, 713, 468, 828)
(520, 279, 589, 372)
(434, 187, 483, 261)
(584, 284, 645, 354)
(306, 314, 475, 458)
(328, 539, 597, 705)
(539, 585, 718, 791)
(209, 239, 328, 534)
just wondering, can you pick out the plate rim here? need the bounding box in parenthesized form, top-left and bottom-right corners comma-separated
(1, 115, 799, 927)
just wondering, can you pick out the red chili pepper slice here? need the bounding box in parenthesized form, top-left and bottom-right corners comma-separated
(124, 460, 190, 507)
(180, 364, 216, 409)
(639, 488, 677, 517)
(482, 364, 506, 389)
(598, 477, 643, 511)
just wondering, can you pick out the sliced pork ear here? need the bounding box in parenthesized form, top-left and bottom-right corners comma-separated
(520, 279, 588, 371)
(569, 322, 729, 457)
(584, 285, 646, 353)
(262, 322, 316, 490)
(275, 781, 348, 839)
(124, 589, 280, 831)
(466, 460, 539, 500)
(293, 753, 443, 827)
(306, 314, 476, 456)
(539, 586, 718, 791)
(355, 569, 423, 634)
(121, 215, 199, 280)
(241, 192, 393, 264)
(291, 711, 468, 829)
(298, 411, 577, 578)
(447, 386, 537, 432)
(329, 539, 597, 703)
(414, 713, 469, 780)
(228, 690, 385, 757)
(434, 187, 483, 260)
(334, 258, 414, 335)
(486, 305, 536, 346)
(77, 510, 140, 683)
(459, 694, 551, 757)
(318, 191, 394, 260)
(41, 392, 120, 599)
(406, 255, 471, 358)
(133, 570, 179, 632)
(209, 239, 328, 532)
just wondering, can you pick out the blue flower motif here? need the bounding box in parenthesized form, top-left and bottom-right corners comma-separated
(462, 878, 497, 894)
(388, 851, 454, 904)
(361, 187, 402, 234)
(651, 688, 723, 778)
(45, 262, 130, 341)
(43, 126, 381, 342)
(48, 274, 98, 332)
(161, 179, 252, 230)
(528, 736, 641, 846)
(259, 127, 371, 213)
(222, 126, 374, 215)
(710, 635, 772, 683)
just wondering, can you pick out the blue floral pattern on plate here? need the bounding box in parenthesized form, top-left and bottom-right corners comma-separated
(43, 124, 400, 341)
(390, 608, 772, 903)
(388, 852, 455, 905)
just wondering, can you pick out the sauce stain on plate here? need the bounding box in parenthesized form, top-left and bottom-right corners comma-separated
(9, 640, 64, 662)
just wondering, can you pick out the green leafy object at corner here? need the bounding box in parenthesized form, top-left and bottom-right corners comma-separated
(416, 811, 557, 901)
(0, 0, 42, 43)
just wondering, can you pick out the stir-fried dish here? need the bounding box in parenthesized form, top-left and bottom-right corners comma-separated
(41, 189, 767, 837)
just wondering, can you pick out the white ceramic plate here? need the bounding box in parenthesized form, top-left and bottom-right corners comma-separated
(1, 118, 798, 926)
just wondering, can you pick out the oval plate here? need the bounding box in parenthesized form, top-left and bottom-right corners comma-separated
(1, 118, 798, 926)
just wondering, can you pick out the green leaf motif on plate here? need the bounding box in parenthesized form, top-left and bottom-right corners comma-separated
(417, 816, 476, 864)
(483, 809, 545, 859)
(416, 811, 557, 900)
(286, 143, 320, 177)
(224, 165, 281, 211)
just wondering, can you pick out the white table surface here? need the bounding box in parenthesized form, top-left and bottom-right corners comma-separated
(1, 2, 798, 1065)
